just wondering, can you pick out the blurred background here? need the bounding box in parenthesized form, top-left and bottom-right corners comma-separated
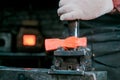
(0, 0, 67, 68)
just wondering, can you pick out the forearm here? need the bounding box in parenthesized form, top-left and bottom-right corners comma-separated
(112, 0, 120, 13)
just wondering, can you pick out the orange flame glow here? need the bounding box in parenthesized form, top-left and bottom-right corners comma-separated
(23, 35, 36, 46)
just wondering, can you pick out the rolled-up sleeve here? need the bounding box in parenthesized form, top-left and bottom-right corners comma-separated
(112, 0, 120, 13)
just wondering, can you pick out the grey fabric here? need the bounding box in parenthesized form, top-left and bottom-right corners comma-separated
(80, 14, 120, 80)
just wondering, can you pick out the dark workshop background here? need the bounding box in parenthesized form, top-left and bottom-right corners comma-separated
(0, 0, 67, 68)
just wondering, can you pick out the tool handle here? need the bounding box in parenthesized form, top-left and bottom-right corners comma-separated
(68, 20, 80, 37)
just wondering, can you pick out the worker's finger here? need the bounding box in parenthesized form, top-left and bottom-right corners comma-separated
(59, 0, 70, 7)
(60, 11, 83, 20)
(57, 4, 74, 16)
